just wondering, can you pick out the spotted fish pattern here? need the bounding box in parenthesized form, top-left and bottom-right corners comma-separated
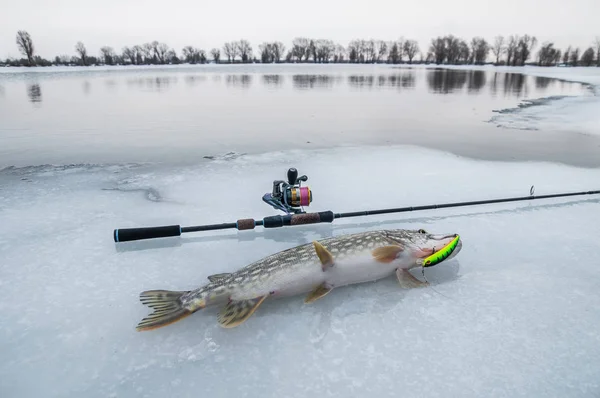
(179, 229, 425, 307)
(135, 228, 461, 331)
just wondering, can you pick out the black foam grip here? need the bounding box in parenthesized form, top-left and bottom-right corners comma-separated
(114, 225, 181, 242)
(318, 211, 335, 223)
(263, 215, 284, 228)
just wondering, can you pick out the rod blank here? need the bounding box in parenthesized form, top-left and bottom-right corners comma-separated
(113, 189, 600, 242)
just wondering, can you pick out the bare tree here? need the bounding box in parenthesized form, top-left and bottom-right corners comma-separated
(505, 35, 518, 66)
(403, 40, 419, 64)
(133, 45, 144, 65)
(470, 37, 489, 64)
(562, 46, 571, 65)
(150, 41, 170, 64)
(492, 36, 505, 64)
(292, 37, 310, 62)
(372, 40, 387, 63)
(259, 42, 273, 63)
(223, 42, 237, 63)
(182, 46, 194, 63)
(122, 47, 135, 64)
(537, 42, 561, 66)
(75, 41, 88, 65)
(333, 44, 346, 63)
(307, 40, 316, 62)
(182, 46, 205, 63)
(595, 37, 600, 66)
(16, 30, 35, 66)
(236, 40, 252, 62)
(429, 37, 446, 64)
(141, 43, 153, 63)
(347, 39, 364, 63)
(362, 40, 376, 62)
(388, 42, 401, 64)
(211, 48, 220, 63)
(100, 46, 115, 65)
(314, 39, 335, 63)
(457, 40, 470, 64)
(445, 35, 462, 64)
(570, 47, 580, 66)
(271, 42, 285, 62)
(515, 35, 537, 66)
(258, 41, 286, 63)
(580, 47, 595, 66)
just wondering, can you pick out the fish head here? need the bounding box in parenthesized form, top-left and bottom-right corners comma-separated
(383, 228, 462, 267)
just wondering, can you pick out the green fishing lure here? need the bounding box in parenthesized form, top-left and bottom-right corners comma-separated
(420, 235, 461, 267)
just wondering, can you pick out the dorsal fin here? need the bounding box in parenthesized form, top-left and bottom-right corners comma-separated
(313, 241, 334, 271)
(207, 273, 231, 282)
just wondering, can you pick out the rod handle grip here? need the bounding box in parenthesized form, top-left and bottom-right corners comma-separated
(113, 225, 181, 242)
(263, 211, 335, 228)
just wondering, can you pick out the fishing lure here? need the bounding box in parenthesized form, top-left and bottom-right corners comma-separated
(419, 234, 461, 267)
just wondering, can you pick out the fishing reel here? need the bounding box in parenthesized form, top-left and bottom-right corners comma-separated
(262, 168, 313, 214)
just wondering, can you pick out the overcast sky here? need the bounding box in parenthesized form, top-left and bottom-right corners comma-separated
(1, 0, 598, 60)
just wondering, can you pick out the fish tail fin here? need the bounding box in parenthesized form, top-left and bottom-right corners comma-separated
(136, 289, 193, 332)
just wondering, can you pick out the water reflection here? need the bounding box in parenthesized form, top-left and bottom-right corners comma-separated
(184, 75, 207, 86)
(225, 74, 252, 88)
(535, 76, 553, 89)
(467, 70, 486, 93)
(389, 73, 415, 88)
(27, 84, 42, 104)
(126, 76, 175, 91)
(425, 69, 537, 98)
(348, 75, 375, 88)
(262, 74, 284, 87)
(1, 68, 582, 111)
(292, 74, 339, 89)
(427, 69, 468, 93)
(348, 73, 415, 89)
(503, 73, 527, 97)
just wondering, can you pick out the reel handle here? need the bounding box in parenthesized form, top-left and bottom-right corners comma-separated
(113, 225, 181, 242)
(287, 168, 298, 185)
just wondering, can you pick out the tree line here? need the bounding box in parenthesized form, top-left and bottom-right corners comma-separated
(5, 30, 600, 68)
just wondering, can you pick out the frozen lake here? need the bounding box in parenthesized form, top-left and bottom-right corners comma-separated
(0, 64, 599, 168)
(1, 65, 600, 398)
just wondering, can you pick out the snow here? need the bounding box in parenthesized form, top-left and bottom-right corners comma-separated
(2, 144, 600, 398)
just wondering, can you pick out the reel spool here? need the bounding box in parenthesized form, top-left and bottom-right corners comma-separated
(262, 168, 313, 214)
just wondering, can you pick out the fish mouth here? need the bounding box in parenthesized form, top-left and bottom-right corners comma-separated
(414, 233, 462, 259)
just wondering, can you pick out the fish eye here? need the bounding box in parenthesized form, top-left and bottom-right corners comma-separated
(418, 229, 427, 234)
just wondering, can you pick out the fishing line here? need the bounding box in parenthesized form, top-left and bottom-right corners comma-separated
(421, 266, 455, 301)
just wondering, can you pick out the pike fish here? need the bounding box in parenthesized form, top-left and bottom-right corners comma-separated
(136, 228, 462, 331)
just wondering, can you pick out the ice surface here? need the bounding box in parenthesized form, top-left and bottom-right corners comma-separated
(1, 144, 600, 398)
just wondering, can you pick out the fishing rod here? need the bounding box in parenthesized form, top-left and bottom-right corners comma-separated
(112, 167, 600, 243)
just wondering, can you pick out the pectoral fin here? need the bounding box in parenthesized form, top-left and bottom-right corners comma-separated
(396, 268, 429, 288)
(304, 282, 333, 303)
(313, 241, 334, 271)
(207, 273, 231, 282)
(372, 245, 404, 263)
(217, 295, 268, 328)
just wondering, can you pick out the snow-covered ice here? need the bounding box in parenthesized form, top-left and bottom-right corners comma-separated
(1, 144, 600, 398)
